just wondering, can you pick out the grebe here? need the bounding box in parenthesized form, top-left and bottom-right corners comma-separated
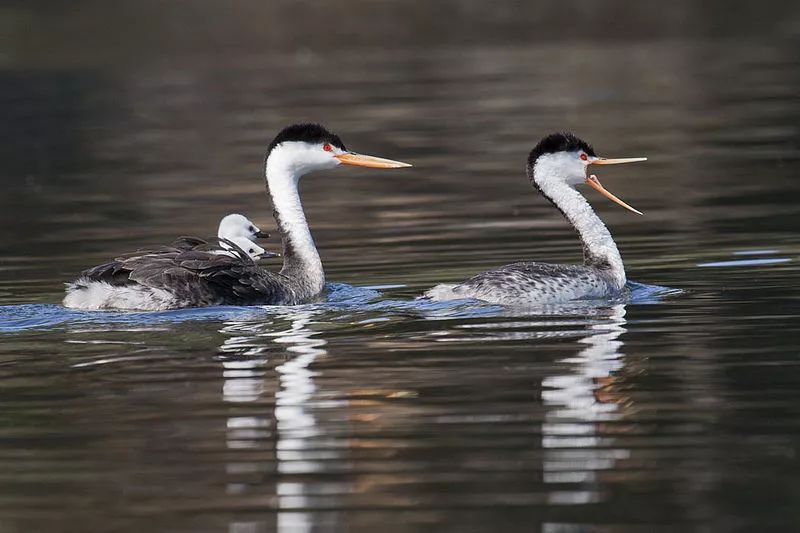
(214, 214, 274, 260)
(217, 213, 270, 242)
(218, 238, 268, 261)
(425, 132, 646, 305)
(166, 214, 277, 261)
(63, 123, 410, 310)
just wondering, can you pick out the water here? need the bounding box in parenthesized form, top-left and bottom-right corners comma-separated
(2, 2, 800, 531)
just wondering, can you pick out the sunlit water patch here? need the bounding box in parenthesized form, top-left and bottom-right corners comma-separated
(697, 258, 792, 267)
(697, 248, 793, 268)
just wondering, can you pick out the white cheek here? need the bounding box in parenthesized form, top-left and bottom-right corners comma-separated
(570, 162, 589, 185)
(535, 152, 587, 186)
(322, 150, 341, 168)
(269, 142, 330, 175)
(307, 150, 338, 171)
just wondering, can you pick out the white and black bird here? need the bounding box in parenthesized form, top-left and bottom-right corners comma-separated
(214, 213, 274, 260)
(63, 124, 411, 310)
(155, 214, 275, 261)
(217, 238, 268, 261)
(426, 132, 646, 305)
(217, 213, 270, 243)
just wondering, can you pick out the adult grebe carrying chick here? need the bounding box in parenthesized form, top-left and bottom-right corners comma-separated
(64, 124, 411, 310)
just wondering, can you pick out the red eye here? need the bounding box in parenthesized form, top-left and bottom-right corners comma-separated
(580, 153, 588, 161)
(323, 143, 333, 152)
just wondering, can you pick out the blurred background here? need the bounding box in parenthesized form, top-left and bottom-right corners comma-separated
(2, 0, 799, 285)
(1, 1, 800, 532)
(0, 0, 800, 274)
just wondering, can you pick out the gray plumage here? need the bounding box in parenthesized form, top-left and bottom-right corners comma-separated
(427, 262, 620, 306)
(65, 238, 312, 310)
(426, 132, 645, 306)
(63, 123, 412, 311)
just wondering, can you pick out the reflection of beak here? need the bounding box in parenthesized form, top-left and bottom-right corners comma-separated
(589, 157, 647, 165)
(334, 152, 412, 169)
(254, 230, 270, 239)
(585, 175, 643, 215)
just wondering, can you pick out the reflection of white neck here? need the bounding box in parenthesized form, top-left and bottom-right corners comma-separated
(265, 155, 324, 291)
(541, 304, 628, 496)
(533, 164, 625, 288)
(272, 310, 329, 533)
(543, 304, 628, 420)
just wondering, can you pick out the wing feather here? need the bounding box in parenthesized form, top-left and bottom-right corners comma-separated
(77, 236, 285, 306)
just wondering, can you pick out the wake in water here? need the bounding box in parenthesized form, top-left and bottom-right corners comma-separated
(0, 281, 681, 333)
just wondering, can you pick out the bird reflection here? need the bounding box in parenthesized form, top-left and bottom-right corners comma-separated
(434, 302, 631, 504)
(540, 304, 629, 505)
(218, 308, 332, 533)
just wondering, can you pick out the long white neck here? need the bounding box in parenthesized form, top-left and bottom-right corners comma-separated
(265, 157, 324, 292)
(530, 164, 626, 288)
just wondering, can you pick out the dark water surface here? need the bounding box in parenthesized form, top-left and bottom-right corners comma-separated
(2, 2, 800, 531)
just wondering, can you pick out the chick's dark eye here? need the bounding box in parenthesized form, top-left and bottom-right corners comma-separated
(323, 143, 333, 152)
(249, 226, 255, 232)
(249, 248, 254, 253)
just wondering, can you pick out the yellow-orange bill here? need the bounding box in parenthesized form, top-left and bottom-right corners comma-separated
(590, 157, 648, 165)
(334, 152, 412, 169)
(585, 175, 643, 215)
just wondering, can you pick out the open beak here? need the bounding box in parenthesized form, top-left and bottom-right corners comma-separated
(254, 230, 270, 239)
(584, 175, 643, 215)
(334, 152, 412, 169)
(584, 156, 646, 215)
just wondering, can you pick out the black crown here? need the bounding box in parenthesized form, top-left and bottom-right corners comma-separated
(267, 123, 347, 155)
(527, 132, 595, 168)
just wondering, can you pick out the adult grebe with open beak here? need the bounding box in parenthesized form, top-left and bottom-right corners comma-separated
(425, 132, 646, 305)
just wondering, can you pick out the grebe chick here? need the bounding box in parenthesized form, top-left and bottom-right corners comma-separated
(215, 213, 277, 259)
(218, 237, 268, 260)
(217, 213, 269, 243)
(425, 132, 646, 306)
